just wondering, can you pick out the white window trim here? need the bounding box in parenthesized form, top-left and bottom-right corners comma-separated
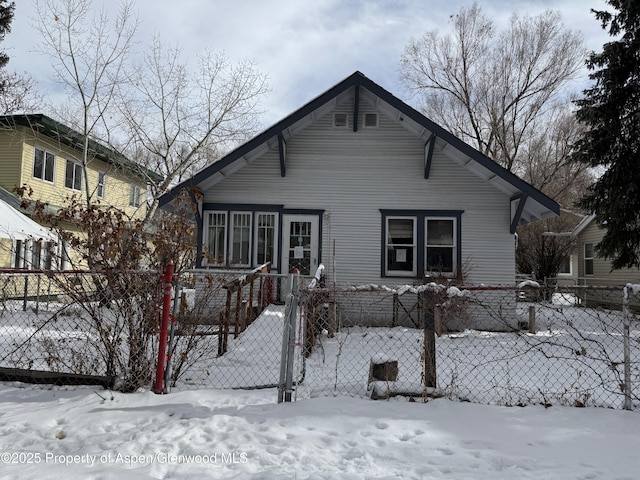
(425, 216, 457, 275)
(253, 212, 278, 268)
(65, 159, 83, 191)
(385, 216, 417, 277)
(203, 211, 227, 266)
(558, 255, 573, 276)
(129, 185, 141, 207)
(33, 147, 56, 183)
(229, 211, 252, 267)
(584, 243, 594, 276)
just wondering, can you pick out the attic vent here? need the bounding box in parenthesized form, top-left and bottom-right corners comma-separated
(333, 113, 348, 127)
(364, 113, 378, 127)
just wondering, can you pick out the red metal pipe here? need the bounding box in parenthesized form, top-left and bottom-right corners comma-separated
(153, 260, 174, 394)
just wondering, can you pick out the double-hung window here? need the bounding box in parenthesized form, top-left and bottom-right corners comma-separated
(205, 212, 227, 266)
(65, 160, 82, 191)
(584, 243, 594, 275)
(230, 212, 251, 266)
(382, 210, 461, 278)
(425, 218, 456, 273)
(385, 217, 417, 276)
(255, 212, 278, 266)
(97, 172, 106, 198)
(129, 185, 141, 207)
(33, 148, 55, 182)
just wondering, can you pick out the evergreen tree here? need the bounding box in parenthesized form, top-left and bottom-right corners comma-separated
(0, 1, 15, 70)
(572, 0, 640, 269)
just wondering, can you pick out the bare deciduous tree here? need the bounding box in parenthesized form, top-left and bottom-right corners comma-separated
(400, 2, 585, 173)
(34, 0, 137, 204)
(0, 71, 42, 113)
(116, 37, 270, 223)
(400, 3, 593, 282)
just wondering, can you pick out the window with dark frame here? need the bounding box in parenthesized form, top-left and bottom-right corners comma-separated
(425, 218, 455, 273)
(382, 210, 461, 278)
(206, 212, 227, 265)
(386, 217, 416, 276)
(256, 213, 277, 266)
(231, 212, 251, 266)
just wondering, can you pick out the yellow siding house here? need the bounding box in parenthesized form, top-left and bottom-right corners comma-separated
(0, 114, 162, 269)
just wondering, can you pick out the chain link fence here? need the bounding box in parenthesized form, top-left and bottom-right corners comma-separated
(2, 266, 640, 411)
(165, 267, 305, 393)
(0, 269, 162, 391)
(297, 281, 640, 409)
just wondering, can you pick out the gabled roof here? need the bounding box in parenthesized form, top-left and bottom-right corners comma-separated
(0, 114, 163, 184)
(571, 214, 598, 236)
(158, 71, 559, 226)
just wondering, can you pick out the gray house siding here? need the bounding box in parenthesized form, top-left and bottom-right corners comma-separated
(201, 101, 515, 287)
(577, 220, 640, 285)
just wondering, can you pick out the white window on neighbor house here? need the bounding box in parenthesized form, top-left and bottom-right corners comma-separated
(425, 218, 456, 274)
(255, 212, 278, 267)
(230, 212, 252, 267)
(333, 113, 348, 128)
(385, 217, 417, 277)
(33, 147, 55, 183)
(129, 185, 141, 207)
(97, 172, 106, 198)
(65, 159, 82, 191)
(584, 243, 594, 275)
(13, 240, 54, 270)
(204, 211, 227, 266)
(559, 255, 572, 275)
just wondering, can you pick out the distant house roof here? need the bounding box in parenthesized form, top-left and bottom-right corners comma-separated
(0, 113, 163, 184)
(571, 214, 598, 236)
(158, 71, 559, 227)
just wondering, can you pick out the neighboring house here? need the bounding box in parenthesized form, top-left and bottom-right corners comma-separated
(571, 214, 640, 286)
(159, 72, 559, 296)
(0, 113, 162, 269)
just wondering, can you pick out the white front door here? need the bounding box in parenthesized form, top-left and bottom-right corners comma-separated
(281, 215, 319, 276)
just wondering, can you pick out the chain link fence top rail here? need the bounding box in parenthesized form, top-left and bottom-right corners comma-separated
(0, 269, 161, 391)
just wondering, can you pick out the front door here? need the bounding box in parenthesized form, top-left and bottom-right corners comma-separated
(281, 214, 319, 276)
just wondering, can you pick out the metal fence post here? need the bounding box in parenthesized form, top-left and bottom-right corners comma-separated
(153, 260, 174, 394)
(278, 271, 300, 403)
(284, 272, 301, 402)
(623, 284, 632, 410)
(422, 278, 437, 389)
(163, 277, 182, 393)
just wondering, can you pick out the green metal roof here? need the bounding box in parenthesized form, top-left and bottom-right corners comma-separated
(0, 114, 163, 184)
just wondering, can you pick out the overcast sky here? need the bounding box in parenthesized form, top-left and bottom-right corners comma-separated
(4, 0, 612, 128)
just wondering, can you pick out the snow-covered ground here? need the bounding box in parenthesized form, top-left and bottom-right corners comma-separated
(1, 289, 640, 478)
(0, 385, 639, 479)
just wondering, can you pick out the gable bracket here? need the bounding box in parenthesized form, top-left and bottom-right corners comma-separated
(510, 193, 529, 234)
(278, 133, 286, 177)
(424, 134, 436, 179)
(353, 83, 360, 132)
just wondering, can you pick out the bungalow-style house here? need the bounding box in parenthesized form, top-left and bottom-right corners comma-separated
(159, 72, 559, 302)
(0, 114, 162, 269)
(571, 214, 640, 286)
